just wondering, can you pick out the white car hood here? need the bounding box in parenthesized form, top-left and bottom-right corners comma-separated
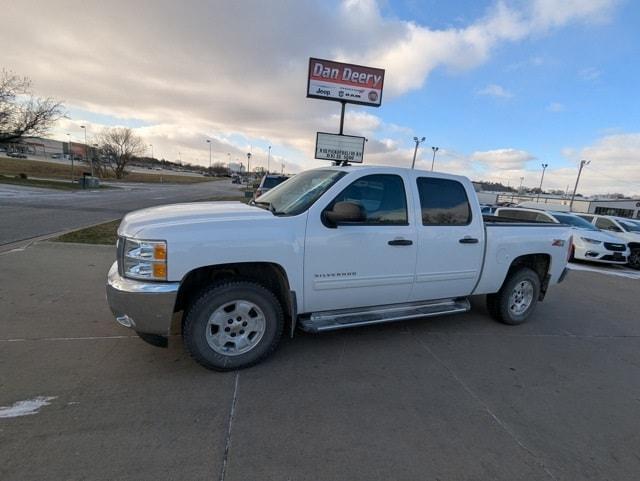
(118, 201, 272, 237)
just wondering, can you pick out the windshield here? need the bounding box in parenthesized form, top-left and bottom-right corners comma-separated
(255, 169, 346, 216)
(619, 219, 640, 232)
(553, 213, 599, 230)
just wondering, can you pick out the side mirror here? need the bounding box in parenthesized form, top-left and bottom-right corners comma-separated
(323, 201, 366, 227)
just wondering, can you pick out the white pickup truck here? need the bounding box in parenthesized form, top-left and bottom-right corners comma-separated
(107, 166, 571, 370)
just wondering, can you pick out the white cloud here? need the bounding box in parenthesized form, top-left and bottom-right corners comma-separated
(470, 133, 640, 197)
(471, 148, 535, 170)
(0, 0, 620, 170)
(530, 0, 618, 30)
(477, 84, 514, 99)
(579, 67, 602, 81)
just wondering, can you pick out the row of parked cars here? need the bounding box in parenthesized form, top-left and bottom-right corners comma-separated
(487, 206, 640, 269)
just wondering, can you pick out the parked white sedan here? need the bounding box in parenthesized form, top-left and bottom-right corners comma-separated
(495, 208, 629, 265)
(577, 214, 640, 269)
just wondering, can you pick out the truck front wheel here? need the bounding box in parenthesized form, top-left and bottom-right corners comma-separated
(183, 281, 284, 371)
(486, 267, 540, 325)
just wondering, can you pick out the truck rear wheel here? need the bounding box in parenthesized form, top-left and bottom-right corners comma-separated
(487, 267, 540, 325)
(183, 280, 284, 371)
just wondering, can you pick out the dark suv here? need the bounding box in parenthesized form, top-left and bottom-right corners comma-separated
(255, 174, 289, 198)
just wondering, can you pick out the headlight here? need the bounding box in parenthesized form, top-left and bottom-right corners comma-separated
(122, 238, 167, 280)
(580, 237, 602, 245)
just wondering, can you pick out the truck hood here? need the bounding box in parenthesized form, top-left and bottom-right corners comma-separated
(118, 201, 272, 237)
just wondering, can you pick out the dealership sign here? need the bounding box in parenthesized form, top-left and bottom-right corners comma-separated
(315, 132, 365, 163)
(307, 58, 385, 107)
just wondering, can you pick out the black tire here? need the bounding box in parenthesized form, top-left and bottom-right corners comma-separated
(629, 249, 640, 270)
(486, 267, 541, 325)
(183, 280, 284, 371)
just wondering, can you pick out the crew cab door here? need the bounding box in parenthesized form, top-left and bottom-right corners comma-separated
(303, 172, 417, 312)
(409, 175, 484, 301)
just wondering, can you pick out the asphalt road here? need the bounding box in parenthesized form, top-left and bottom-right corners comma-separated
(1, 242, 639, 481)
(0, 180, 242, 247)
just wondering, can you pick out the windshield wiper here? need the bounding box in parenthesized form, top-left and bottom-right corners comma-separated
(251, 200, 281, 215)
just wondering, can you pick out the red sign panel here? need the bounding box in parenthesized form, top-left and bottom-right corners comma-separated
(307, 58, 385, 107)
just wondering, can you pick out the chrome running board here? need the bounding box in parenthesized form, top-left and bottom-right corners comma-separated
(299, 298, 470, 333)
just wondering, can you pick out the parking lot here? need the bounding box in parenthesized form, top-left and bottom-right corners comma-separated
(1, 241, 639, 481)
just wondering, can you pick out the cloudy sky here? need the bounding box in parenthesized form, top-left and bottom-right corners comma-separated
(3, 0, 639, 195)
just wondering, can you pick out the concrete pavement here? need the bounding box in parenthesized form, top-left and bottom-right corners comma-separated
(1, 242, 639, 480)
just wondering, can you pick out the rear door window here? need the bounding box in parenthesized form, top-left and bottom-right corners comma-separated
(417, 178, 471, 225)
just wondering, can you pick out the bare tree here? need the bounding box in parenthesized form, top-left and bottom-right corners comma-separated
(210, 162, 228, 175)
(95, 127, 145, 179)
(0, 69, 64, 143)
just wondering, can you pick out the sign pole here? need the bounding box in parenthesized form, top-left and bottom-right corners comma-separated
(338, 102, 347, 165)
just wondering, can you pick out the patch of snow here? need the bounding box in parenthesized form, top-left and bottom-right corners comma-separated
(0, 396, 57, 419)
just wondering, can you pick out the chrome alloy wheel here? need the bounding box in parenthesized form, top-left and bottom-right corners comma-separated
(205, 300, 266, 356)
(509, 280, 534, 315)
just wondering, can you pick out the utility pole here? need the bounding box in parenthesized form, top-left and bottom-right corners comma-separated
(570, 159, 590, 211)
(149, 144, 154, 160)
(431, 146, 439, 171)
(267, 145, 271, 174)
(537, 163, 548, 202)
(206, 139, 212, 170)
(411, 136, 426, 169)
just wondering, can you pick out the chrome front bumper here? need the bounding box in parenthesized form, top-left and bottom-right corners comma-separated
(106, 262, 180, 336)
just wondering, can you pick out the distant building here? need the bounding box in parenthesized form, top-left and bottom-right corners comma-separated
(228, 162, 245, 173)
(0, 136, 88, 160)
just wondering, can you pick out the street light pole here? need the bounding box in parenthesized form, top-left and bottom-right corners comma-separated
(570, 159, 590, 211)
(80, 125, 93, 176)
(431, 146, 439, 171)
(537, 163, 548, 202)
(149, 144, 154, 161)
(206, 139, 212, 170)
(411, 136, 426, 169)
(246, 152, 252, 186)
(267, 145, 271, 174)
(67, 133, 74, 183)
